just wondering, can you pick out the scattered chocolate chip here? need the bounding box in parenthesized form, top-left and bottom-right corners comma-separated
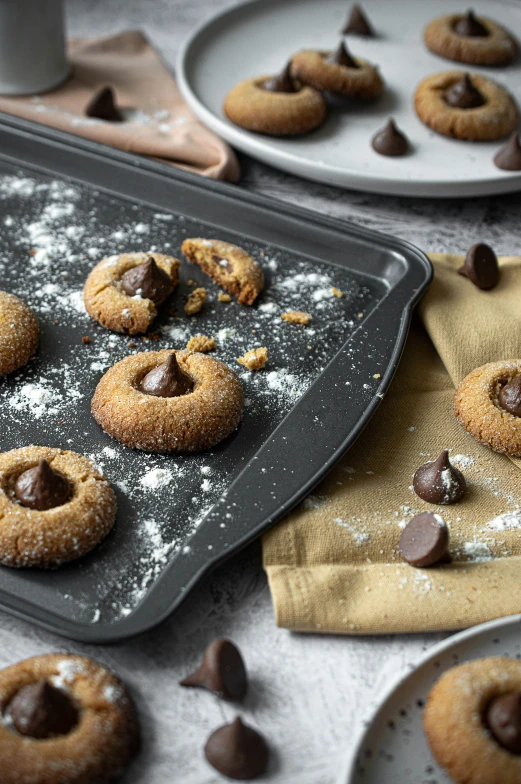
(444, 74, 485, 109)
(327, 42, 359, 68)
(371, 119, 409, 156)
(494, 132, 521, 171)
(8, 679, 78, 739)
(180, 639, 247, 701)
(120, 257, 172, 303)
(458, 243, 499, 290)
(453, 10, 489, 37)
(499, 375, 521, 417)
(399, 512, 449, 568)
(486, 692, 521, 754)
(140, 354, 193, 398)
(14, 459, 72, 511)
(262, 63, 298, 93)
(205, 717, 269, 780)
(85, 86, 123, 122)
(413, 449, 466, 505)
(342, 4, 374, 36)
(128, 341, 137, 348)
(81, 336, 91, 344)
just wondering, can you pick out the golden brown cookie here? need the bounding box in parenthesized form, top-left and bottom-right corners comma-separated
(291, 48, 383, 99)
(0, 292, 39, 376)
(424, 657, 521, 784)
(224, 74, 326, 136)
(424, 12, 518, 66)
(182, 239, 264, 306)
(454, 360, 521, 457)
(0, 653, 139, 784)
(0, 446, 116, 568)
(91, 350, 243, 453)
(84, 252, 179, 335)
(414, 71, 518, 140)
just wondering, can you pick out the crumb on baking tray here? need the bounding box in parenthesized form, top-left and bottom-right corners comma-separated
(186, 334, 216, 353)
(281, 310, 312, 325)
(237, 346, 268, 371)
(184, 287, 207, 316)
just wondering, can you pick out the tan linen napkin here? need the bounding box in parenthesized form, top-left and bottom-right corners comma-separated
(0, 31, 240, 182)
(262, 254, 521, 635)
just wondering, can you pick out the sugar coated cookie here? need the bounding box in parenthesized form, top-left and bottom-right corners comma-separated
(424, 657, 521, 784)
(181, 239, 264, 306)
(224, 64, 326, 136)
(91, 350, 243, 453)
(0, 292, 39, 376)
(454, 360, 521, 457)
(0, 653, 139, 784)
(424, 12, 518, 66)
(84, 252, 179, 334)
(414, 71, 518, 140)
(0, 446, 116, 568)
(291, 43, 383, 99)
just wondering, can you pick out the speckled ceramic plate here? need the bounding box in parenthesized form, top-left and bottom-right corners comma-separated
(343, 613, 521, 783)
(178, 0, 521, 197)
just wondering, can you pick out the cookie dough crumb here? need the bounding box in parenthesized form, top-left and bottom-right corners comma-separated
(331, 287, 343, 298)
(218, 292, 232, 303)
(186, 334, 216, 353)
(237, 347, 268, 371)
(281, 311, 312, 325)
(184, 287, 207, 316)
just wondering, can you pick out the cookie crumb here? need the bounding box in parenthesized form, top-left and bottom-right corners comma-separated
(281, 311, 312, 325)
(331, 287, 343, 298)
(218, 292, 232, 303)
(128, 341, 137, 348)
(373, 373, 381, 379)
(82, 336, 91, 344)
(186, 334, 216, 353)
(237, 347, 268, 371)
(184, 287, 207, 316)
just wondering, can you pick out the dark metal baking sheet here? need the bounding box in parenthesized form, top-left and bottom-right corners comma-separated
(0, 113, 432, 642)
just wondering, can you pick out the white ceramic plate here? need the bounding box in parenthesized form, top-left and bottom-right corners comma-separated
(342, 613, 521, 783)
(177, 0, 521, 197)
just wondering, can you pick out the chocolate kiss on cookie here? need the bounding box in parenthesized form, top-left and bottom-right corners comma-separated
(499, 375, 521, 417)
(85, 86, 123, 122)
(486, 692, 521, 754)
(205, 717, 269, 779)
(458, 243, 499, 290)
(327, 42, 359, 68)
(140, 354, 193, 397)
(8, 679, 79, 739)
(262, 63, 298, 93)
(14, 459, 72, 511)
(494, 132, 521, 171)
(399, 512, 449, 568)
(453, 10, 489, 38)
(413, 449, 466, 505)
(444, 74, 485, 109)
(121, 257, 172, 303)
(180, 639, 247, 701)
(372, 119, 409, 156)
(342, 4, 374, 36)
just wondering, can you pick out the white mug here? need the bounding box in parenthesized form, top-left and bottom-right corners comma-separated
(0, 0, 70, 95)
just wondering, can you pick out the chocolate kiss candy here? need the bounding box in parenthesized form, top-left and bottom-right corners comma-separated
(121, 257, 172, 303)
(140, 354, 193, 398)
(458, 243, 499, 290)
(494, 132, 521, 172)
(413, 449, 466, 505)
(486, 692, 521, 754)
(399, 512, 449, 568)
(8, 679, 79, 739)
(342, 4, 374, 36)
(371, 119, 409, 156)
(499, 375, 521, 417)
(262, 63, 298, 94)
(85, 86, 123, 121)
(327, 42, 359, 68)
(14, 459, 72, 511)
(444, 74, 485, 109)
(453, 10, 489, 37)
(180, 639, 247, 701)
(205, 717, 269, 780)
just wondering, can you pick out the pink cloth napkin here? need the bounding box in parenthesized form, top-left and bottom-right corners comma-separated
(0, 30, 240, 182)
